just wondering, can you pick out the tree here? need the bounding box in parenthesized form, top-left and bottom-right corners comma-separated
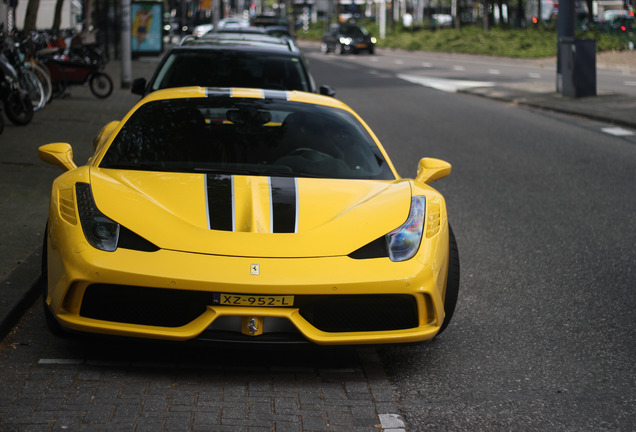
(53, 0, 65, 29)
(23, 0, 40, 33)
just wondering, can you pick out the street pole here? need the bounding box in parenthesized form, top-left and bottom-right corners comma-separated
(120, 0, 132, 89)
(556, 0, 596, 97)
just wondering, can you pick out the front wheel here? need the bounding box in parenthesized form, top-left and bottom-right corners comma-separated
(41, 223, 66, 336)
(89, 72, 113, 99)
(334, 43, 343, 55)
(437, 224, 460, 336)
(320, 42, 329, 54)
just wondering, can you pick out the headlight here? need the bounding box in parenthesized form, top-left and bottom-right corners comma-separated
(371, 37, 377, 44)
(76, 182, 120, 252)
(386, 196, 425, 262)
(339, 37, 352, 45)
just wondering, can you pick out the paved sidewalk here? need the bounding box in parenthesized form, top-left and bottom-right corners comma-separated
(0, 56, 161, 340)
(460, 82, 636, 130)
(2, 48, 636, 341)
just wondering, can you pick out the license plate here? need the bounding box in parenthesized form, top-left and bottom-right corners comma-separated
(213, 293, 294, 307)
(357, 43, 368, 49)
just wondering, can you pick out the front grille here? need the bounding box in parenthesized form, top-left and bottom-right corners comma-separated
(296, 295, 418, 332)
(80, 284, 419, 332)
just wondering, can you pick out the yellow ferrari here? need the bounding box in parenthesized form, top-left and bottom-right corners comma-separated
(39, 87, 459, 345)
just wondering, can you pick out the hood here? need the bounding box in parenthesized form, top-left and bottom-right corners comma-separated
(90, 168, 412, 258)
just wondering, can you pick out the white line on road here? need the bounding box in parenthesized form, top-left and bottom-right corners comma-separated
(528, 73, 542, 79)
(602, 127, 635, 136)
(397, 74, 495, 93)
(379, 413, 406, 431)
(39, 358, 83, 365)
(489, 69, 501, 75)
(453, 65, 466, 71)
(422, 62, 433, 68)
(624, 81, 636, 87)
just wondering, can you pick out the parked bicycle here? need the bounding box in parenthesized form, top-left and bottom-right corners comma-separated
(0, 25, 34, 126)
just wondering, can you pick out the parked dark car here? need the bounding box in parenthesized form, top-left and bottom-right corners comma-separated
(321, 23, 376, 55)
(131, 33, 334, 97)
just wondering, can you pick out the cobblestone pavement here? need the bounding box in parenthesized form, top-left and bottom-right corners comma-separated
(0, 305, 406, 432)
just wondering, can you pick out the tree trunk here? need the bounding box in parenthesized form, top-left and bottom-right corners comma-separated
(23, 0, 41, 33)
(483, 0, 489, 32)
(53, 0, 65, 30)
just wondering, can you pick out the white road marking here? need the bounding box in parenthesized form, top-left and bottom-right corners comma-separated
(453, 65, 466, 71)
(602, 127, 634, 136)
(422, 62, 433, 68)
(379, 413, 406, 431)
(489, 69, 501, 75)
(39, 358, 83, 365)
(394, 59, 404, 65)
(398, 74, 495, 93)
(624, 81, 636, 87)
(528, 73, 542, 78)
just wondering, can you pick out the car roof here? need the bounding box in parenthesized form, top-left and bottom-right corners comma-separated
(179, 33, 300, 53)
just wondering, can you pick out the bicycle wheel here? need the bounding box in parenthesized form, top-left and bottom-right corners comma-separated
(20, 69, 46, 111)
(45, 61, 68, 99)
(89, 72, 113, 99)
(26, 62, 53, 104)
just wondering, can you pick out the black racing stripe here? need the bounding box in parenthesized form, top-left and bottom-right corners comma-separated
(263, 90, 289, 100)
(207, 174, 233, 231)
(271, 177, 297, 233)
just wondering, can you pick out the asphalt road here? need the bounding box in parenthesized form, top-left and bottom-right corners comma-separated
(303, 45, 636, 430)
(1, 44, 635, 431)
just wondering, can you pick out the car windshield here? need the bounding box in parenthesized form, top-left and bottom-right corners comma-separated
(341, 25, 368, 37)
(100, 97, 395, 180)
(151, 51, 310, 92)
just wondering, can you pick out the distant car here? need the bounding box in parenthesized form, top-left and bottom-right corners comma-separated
(600, 9, 635, 35)
(212, 26, 268, 35)
(264, 25, 294, 40)
(251, 14, 290, 28)
(131, 33, 335, 97)
(431, 13, 453, 28)
(192, 23, 214, 37)
(321, 23, 376, 55)
(38, 86, 459, 345)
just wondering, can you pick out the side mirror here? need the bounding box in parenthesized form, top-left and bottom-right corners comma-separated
(38, 143, 77, 172)
(319, 85, 336, 97)
(415, 157, 451, 184)
(131, 77, 147, 96)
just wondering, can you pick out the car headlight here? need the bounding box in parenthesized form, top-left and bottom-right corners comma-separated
(386, 196, 425, 262)
(371, 37, 377, 44)
(76, 182, 120, 252)
(339, 37, 352, 45)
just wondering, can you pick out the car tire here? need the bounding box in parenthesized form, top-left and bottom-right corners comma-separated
(320, 42, 329, 54)
(41, 223, 66, 336)
(437, 224, 460, 336)
(335, 43, 343, 55)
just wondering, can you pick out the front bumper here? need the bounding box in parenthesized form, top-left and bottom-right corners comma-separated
(46, 229, 448, 345)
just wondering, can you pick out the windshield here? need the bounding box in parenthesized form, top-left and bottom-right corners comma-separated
(151, 51, 311, 92)
(100, 98, 395, 180)
(341, 25, 368, 37)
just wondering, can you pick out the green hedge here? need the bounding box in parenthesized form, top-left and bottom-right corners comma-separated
(297, 21, 633, 58)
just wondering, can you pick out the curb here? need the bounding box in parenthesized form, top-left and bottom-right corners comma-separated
(0, 251, 42, 341)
